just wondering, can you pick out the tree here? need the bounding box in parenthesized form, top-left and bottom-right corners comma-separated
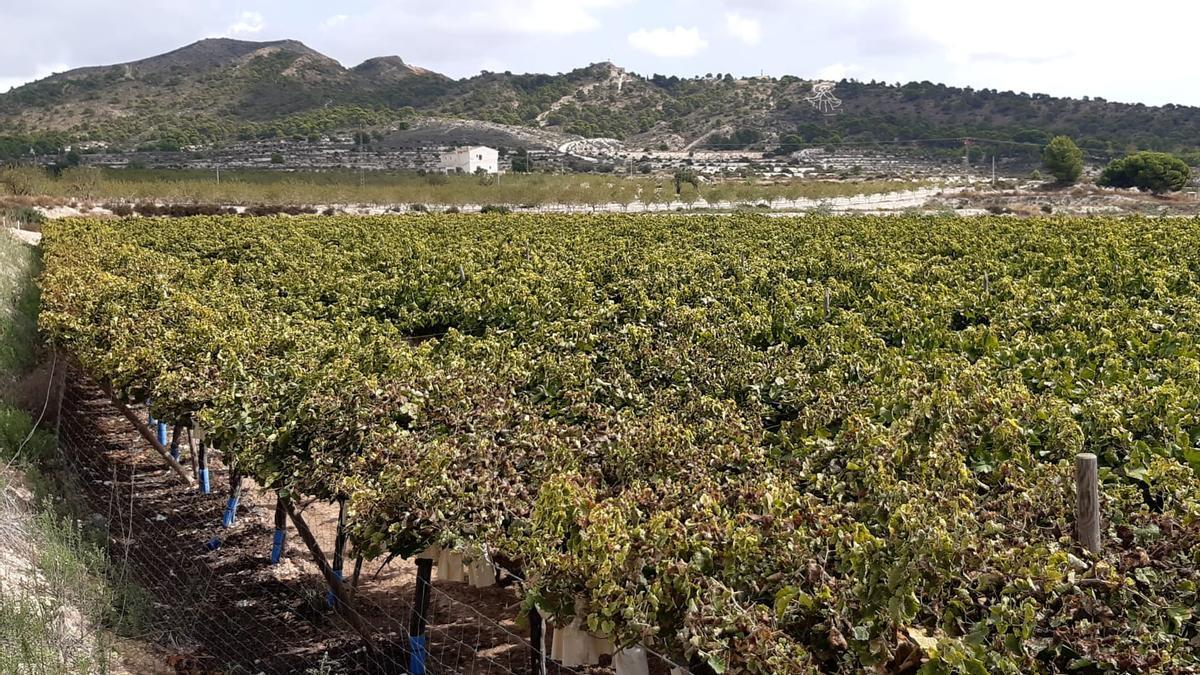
(673, 168, 699, 195)
(1098, 151, 1191, 194)
(510, 148, 531, 173)
(1042, 136, 1083, 183)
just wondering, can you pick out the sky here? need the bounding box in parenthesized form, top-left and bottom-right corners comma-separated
(1, 0, 1197, 106)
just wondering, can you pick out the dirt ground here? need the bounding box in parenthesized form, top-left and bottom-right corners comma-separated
(55, 367, 627, 674)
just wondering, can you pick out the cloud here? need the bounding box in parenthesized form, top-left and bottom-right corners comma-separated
(725, 12, 761, 46)
(627, 26, 708, 58)
(817, 62, 862, 80)
(320, 14, 349, 30)
(468, 0, 627, 35)
(226, 10, 264, 36)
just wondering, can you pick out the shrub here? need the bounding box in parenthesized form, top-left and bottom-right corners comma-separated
(480, 204, 511, 215)
(2, 206, 45, 227)
(1098, 152, 1191, 194)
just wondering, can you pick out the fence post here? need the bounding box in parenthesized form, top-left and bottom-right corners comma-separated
(528, 605, 547, 675)
(168, 423, 183, 462)
(222, 469, 242, 528)
(409, 556, 434, 675)
(52, 349, 67, 439)
(327, 498, 347, 607)
(1075, 453, 1101, 555)
(197, 440, 210, 494)
(185, 426, 198, 479)
(270, 497, 287, 564)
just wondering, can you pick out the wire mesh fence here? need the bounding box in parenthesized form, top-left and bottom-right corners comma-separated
(44, 361, 690, 674)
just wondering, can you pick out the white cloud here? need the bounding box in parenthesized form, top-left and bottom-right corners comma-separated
(464, 0, 627, 35)
(725, 12, 761, 46)
(320, 14, 349, 30)
(226, 11, 264, 36)
(627, 26, 708, 58)
(817, 62, 862, 80)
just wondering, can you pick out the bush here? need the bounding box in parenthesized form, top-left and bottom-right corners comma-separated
(1098, 152, 1191, 194)
(0, 407, 55, 463)
(480, 204, 511, 215)
(1042, 136, 1083, 184)
(2, 206, 45, 227)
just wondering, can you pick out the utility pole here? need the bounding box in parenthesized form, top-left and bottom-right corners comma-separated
(216, 166, 220, 186)
(963, 138, 971, 172)
(991, 155, 996, 186)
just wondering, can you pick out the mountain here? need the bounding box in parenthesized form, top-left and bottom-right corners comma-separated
(3, 38, 1200, 162)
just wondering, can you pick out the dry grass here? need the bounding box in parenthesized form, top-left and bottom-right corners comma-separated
(2, 166, 926, 208)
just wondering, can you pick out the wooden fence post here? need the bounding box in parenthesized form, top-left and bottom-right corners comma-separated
(1075, 453, 1101, 555)
(408, 556, 434, 675)
(168, 423, 183, 462)
(222, 469, 242, 528)
(185, 426, 198, 480)
(528, 605, 547, 675)
(270, 497, 287, 564)
(327, 498, 347, 607)
(197, 440, 210, 494)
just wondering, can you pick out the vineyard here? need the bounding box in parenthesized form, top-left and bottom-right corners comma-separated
(37, 214, 1200, 673)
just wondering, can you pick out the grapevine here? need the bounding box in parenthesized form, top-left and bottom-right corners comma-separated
(39, 214, 1200, 673)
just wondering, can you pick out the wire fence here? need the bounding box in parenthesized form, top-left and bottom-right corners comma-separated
(44, 360, 690, 674)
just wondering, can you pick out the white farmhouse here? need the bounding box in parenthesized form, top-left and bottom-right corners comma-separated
(440, 146, 500, 174)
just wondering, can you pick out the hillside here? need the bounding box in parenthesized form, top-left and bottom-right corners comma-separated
(4, 38, 1200, 161)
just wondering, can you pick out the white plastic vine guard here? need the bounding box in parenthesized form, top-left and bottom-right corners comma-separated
(555, 618, 592, 666)
(465, 549, 496, 588)
(436, 549, 466, 583)
(612, 646, 650, 675)
(548, 599, 613, 667)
